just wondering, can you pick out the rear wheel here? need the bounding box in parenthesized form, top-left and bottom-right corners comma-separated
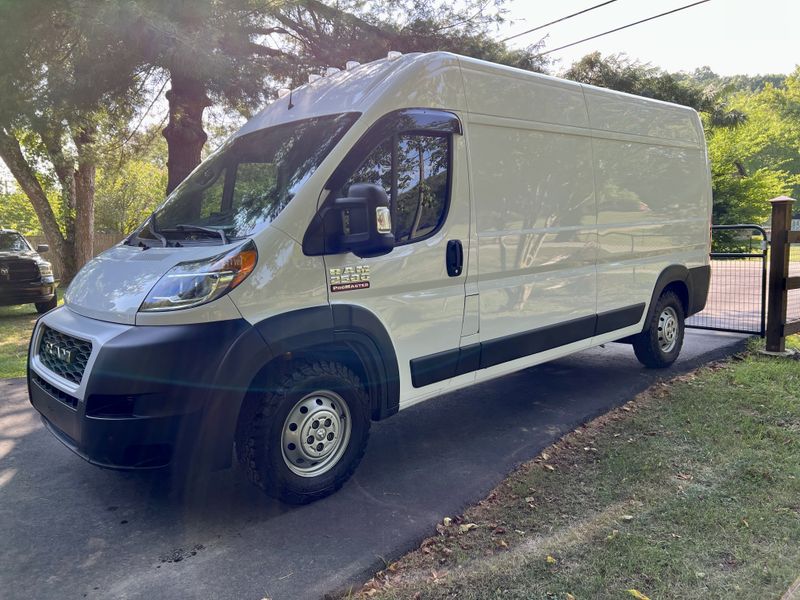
(237, 360, 370, 504)
(633, 290, 685, 368)
(35, 291, 57, 314)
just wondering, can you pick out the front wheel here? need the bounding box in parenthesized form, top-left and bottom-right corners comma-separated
(237, 360, 370, 504)
(633, 291, 685, 368)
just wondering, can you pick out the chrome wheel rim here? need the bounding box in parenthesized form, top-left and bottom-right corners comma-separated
(657, 306, 679, 353)
(281, 390, 351, 477)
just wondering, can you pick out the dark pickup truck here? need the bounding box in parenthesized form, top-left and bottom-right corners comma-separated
(0, 228, 57, 313)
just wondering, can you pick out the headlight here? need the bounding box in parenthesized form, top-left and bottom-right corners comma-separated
(37, 262, 53, 278)
(139, 241, 257, 312)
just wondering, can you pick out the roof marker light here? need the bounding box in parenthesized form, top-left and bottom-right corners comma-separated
(277, 88, 291, 99)
(387, 51, 402, 60)
(308, 73, 322, 83)
(325, 67, 341, 76)
(345, 61, 361, 70)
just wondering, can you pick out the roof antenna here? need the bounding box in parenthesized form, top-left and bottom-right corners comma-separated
(288, 88, 294, 110)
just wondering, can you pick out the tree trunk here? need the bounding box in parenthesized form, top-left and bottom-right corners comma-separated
(37, 123, 77, 249)
(162, 74, 211, 195)
(73, 125, 96, 267)
(0, 126, 76, 280)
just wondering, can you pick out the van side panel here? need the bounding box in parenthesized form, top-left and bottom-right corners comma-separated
(584, 88, 711, 325)
(465, 117, 597, 361)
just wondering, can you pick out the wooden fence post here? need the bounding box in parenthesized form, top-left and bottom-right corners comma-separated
(765, 196, 795, 353)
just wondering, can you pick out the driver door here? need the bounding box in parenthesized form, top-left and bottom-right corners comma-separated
(322, 110, 471, 407)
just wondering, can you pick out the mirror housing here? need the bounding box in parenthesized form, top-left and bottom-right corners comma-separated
(36, 244, 49, 254)
(303, 183, 395, 258)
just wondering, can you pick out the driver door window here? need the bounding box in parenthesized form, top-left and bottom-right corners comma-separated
(344, 133, 450, 244)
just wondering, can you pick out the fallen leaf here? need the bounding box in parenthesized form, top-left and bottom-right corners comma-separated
(541, 452, 550, 460)
(627, 590, 651, 600)
(525, 496, 536, 504)
(495, 539, 508, 549)
(546, 555, 557, 565)
(442, 517, 452, 527)
(566, 594, 576, 600)
(458, 523, 478, 534)
(620, 515, 634, 522)
(543, 464, 556, 472)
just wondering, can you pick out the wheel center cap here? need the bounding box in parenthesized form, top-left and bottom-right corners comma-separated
(316, 428, 326, 440)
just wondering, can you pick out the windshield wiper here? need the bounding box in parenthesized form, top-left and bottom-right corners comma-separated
(175, 224, 228, 245)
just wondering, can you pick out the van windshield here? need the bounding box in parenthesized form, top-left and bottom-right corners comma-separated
(147, 113, 358, 243)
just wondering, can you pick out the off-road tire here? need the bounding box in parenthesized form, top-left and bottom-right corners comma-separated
(237, 360, 370, 504)
(633, 290, 685, 368)
(35, 291, 57, 314)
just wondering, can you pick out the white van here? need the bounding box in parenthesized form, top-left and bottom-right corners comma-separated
(28, 52, 711, 503)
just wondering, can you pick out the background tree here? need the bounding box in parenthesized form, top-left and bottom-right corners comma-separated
(94, 127, 169, 235)
(0, 0, 143, 279)
(703, 67, 800, 225)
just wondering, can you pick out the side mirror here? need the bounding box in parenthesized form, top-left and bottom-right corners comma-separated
(303, 183, 395, 257)
(36, 244, 49, 254)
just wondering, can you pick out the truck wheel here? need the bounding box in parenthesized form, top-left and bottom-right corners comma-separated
(35, 291, 57, 314)
(237, 360, 370, 504)
(633, 290, 685, 368)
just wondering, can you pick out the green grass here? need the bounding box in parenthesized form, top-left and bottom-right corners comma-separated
(0, 304, 40, 379)
(357, 337, 800, 600)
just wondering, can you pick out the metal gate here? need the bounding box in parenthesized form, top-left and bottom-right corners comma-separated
(686, 224, 767, 336)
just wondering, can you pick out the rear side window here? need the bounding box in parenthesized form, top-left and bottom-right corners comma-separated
(344, 133, 450, 244)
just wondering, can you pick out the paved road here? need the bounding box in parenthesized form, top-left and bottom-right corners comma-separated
(1, 331, 747, 600)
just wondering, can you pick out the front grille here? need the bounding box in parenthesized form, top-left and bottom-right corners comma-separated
(38, 327, 92, 385)
(0, 258, 38, 282)
(31, 373, 78, 409)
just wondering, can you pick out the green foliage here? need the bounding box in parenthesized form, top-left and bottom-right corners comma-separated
(0, 186, 63, 235)
(691, 66, 787, 93)
(94, 159, 167, 235)
(705, 67, 800, 224)
(93, 126, 168, 235)
(0, 190, 40, 234)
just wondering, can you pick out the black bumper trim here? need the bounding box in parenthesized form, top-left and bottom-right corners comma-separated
(410, 303, 645, 388)
(29, 318, 270, 471)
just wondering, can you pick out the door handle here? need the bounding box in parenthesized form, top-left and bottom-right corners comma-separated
(446, 240, 463, 277)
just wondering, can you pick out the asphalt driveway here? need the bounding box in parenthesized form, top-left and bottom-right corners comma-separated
(1, 330, 747, 600)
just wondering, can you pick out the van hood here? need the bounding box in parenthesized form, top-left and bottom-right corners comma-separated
(65, 244, 228, 325)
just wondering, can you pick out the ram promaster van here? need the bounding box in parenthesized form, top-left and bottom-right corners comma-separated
(28, 52, 711, 503)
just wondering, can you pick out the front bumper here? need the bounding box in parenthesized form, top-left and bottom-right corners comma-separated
(0, 280, 55, 306)
(28, 306, 267, 470)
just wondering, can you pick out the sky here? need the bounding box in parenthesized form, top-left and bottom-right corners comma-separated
(498, 0, 800, 75)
